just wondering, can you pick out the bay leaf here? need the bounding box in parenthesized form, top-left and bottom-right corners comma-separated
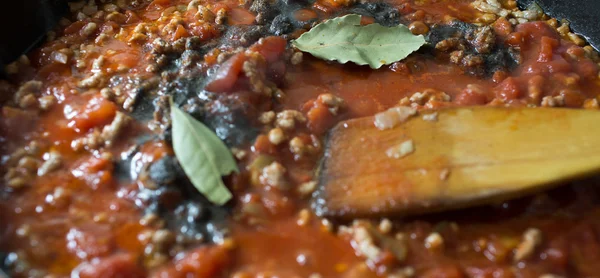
(292, 14, 426, 69)
(170, 101, 238, 205)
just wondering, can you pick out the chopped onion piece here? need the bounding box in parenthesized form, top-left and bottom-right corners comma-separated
(422, 112, 438, 122)
(374, 106, 417, 130)
(386, 140, 415, 159)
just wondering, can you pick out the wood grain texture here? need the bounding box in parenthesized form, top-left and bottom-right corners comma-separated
(314, 107, 600, 218)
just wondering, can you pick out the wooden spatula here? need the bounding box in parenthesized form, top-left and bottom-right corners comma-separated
(313, 107, 600, 218)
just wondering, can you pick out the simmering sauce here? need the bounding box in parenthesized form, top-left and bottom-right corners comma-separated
(2, 0, 600, 277)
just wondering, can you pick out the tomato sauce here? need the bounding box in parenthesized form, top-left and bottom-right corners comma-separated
(2, 0, 600, 277)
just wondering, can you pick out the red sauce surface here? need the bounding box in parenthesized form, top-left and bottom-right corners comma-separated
(2, 0, 600, 277)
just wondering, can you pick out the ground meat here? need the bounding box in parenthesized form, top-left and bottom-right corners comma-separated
(350, 225, 382, 261)
(340, 220, 408, 272)
(470, 26, 496, 54)
(258, 111, 275, 124)
(13, 81, 42, 109)
(71, 129, 102, 151)
(317, 93, 345, 115)
(101, 111, 130, 147)
(427, 20, 520, 77)
(259, 161, 288, 190)
(5, 0, 600, 276)
(275, 110, 306, 130)
(38, 95, 56, 111)
(268, 128, 286, 145)
(472, 0, 542, 24)
(290, 52, 303, 65)
(242, 52, 270, 95)
(289, 137, 306, 156)
(514, 228, 542, 261)
(37, 151, 62, 176)
(541, 95, 565, 107)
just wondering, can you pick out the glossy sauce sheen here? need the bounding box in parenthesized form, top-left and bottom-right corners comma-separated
(1, 0, 600, 277)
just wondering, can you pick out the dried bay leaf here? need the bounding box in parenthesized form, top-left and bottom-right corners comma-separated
(170, 101, 238, 205)
(292, 14, 426, 69)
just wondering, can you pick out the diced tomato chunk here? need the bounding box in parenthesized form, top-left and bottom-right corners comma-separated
(494, 77, 521, 101)
(77, 253, 145, 278)
(205, 53, 246, 93)
(188, 23, 220, 41)
(79, 155, 113, 173)
(516, 21, 560, 41)
(64, 21, 86, 35)
(360, 16, 375, 25)
(492, 70, 508, 83)
(505, 32, 525, 48)
(68, 96, 117, 133)
(210, 3, 229, 14)
(306, 103, 334, 134)
(566, 45, 586, 59)
(72, 155, 115, 189)
(293, 9, 318, 22)
(251, 36, 287, 63)
(109, 52, 139, 69)
(228, 8, 256, 25)
(493, 17, 513, 37)
(538, 36, 559, 63)
(252, 134, 277, 154)
(204, 49, 221, 66)
(560, 89, 585, 107)
(206, 37, 287, 93)
(576, 60, 599, 79)
(150, 245, 231, 278)
(455, 89, 488, 105)
(172, 24, 190, 41)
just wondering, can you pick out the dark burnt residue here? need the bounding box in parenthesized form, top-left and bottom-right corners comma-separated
(348, 2, 402, 27)
(155, 69, 259, 147)
(125, 152, 231, 245)
(146, 155, 230, 245)
(186, 95, 259, 147)
(427, 21, 521, 76)
(251, 0, 316, 37)
(222, 25, 269, 48)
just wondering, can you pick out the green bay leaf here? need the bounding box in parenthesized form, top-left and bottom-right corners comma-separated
(292, 14, 426, 69)
(170, 102, 238, 205)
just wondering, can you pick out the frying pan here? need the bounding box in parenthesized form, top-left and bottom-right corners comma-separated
(0, 0, 68, 74)
(0, 0, 599, 276)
